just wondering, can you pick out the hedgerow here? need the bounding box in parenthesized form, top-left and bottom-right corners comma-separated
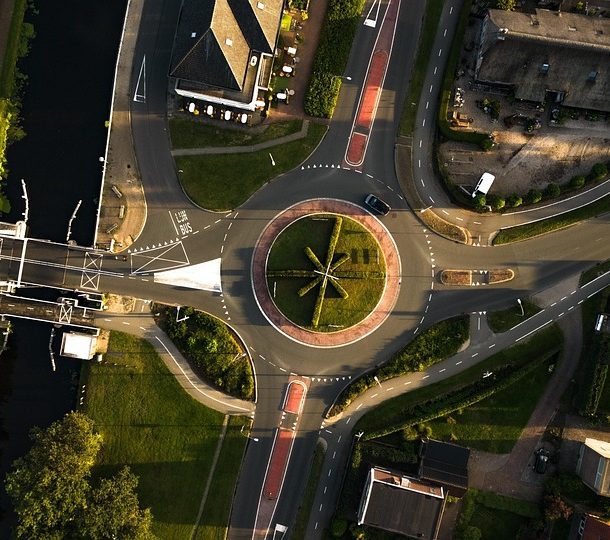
(304, 0, 365, 117)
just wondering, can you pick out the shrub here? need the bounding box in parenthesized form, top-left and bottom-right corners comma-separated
(489, 194, 505, 211)
(480, 137, 494, 151)
(330, 518, 348, 537)
(526, 189, 542, 204)
(591, 163, 608, 180)
(473, 193, 486, 208)
(506, 194, 523, 208)
(570, 175, 586, 189)
(545, 183, 561, 198)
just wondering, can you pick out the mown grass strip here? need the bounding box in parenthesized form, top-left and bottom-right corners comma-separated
(580, 258, 610, 286)
(169, 118, 303, 149)
(291, 441, 326, 540)
(355, 324, 562, 435)
(194, 416, 249, 540)
(0, 0, 28, 97)
(399, 0, 445, 136)
(83, 331, 228, 540)
(493, 193, 610, 245)
(486, 299, 541, 333)
(176, 123, 327, 211)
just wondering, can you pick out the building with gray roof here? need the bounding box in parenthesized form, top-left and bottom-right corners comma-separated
(475, 9, 610, 112)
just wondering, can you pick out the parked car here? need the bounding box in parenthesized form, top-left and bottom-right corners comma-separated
(364, 194, 391, 216)
(534, 448, 550, 474)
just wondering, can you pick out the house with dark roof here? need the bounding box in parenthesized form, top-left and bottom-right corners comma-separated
(475, 9, 610, 112)
(569, 512, 610, 539)
(418, 439, 470, 497)
(577, 438, 610, 497)
(357, 467, 446, 539)
(169, 0, 284, 111)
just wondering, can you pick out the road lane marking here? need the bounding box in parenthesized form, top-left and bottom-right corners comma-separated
(456, 361, 462, 365)
(488, 344, 496, 348)
(471, 353, 479, 357)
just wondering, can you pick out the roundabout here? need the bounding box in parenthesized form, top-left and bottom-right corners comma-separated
(251, 199, 401, 348)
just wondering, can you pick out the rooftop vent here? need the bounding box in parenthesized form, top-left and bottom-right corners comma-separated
(588, 70, 598, 82)
(225, 38, 233, 46)
(257, 1, 265, 8)
(540, 63, 550, 74)
(191, 32, 197, 38)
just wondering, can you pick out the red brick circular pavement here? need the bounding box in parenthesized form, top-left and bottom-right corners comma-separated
(251, 199, 401, 348)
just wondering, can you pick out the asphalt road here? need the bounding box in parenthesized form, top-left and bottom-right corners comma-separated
(0, 0, 609, 536)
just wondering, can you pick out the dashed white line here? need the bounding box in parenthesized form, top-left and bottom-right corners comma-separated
(139, 326, 146, 331)
(439, 368, 446, 373)
(433, 66, 438, 75)
(422, 375, 430, 379)
(422, 119, 426, 127)
(425, 101, 429, 109)
(488, 343, 496, 349)
(421, 178, 425, 186)
(429, 84, 433, 93)
(356, 403, 362, 410)
(443, 28, 447, 37)
(456, 217, 463, 221)
(449, 6, 453, 13)
(473, 221, 481, 225)
(346, 417, 351, 424)
(404, 381, 412, 385)
(418, 159, 421, 168)
(429, 196, 435, 203)
(558, 312, 565, 317)
(442, 210, 449, 215)
(332, 451, 336, 459)
(122, 321, 130, 325)
(372, 393, 378, 398)
(456, 361, 462, 365)
(551, 302, 557, 307)
(471, 352, 479, 357)
(438, 48, 442, 57)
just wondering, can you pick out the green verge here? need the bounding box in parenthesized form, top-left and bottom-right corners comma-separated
(0, 0, 28, 96)
(169, 118, 303, 149)
(493, 193, 610, 245)
(437, 0, 489, 147)
(486, 300, 541, 333)
(82, 332, 232, 540)
(303, 0, 366, 117)
(194, 416, 249, 540)
(580, 258, 610, 286)
(426, 354, 557, 453)
(291, 441, 327, 540)
(355, 324, 562, 436)
(176, 123, 327, 211)
(329, 315, 469, 416)
(156, 305, 254, 401)
(399, 0, 445, 136)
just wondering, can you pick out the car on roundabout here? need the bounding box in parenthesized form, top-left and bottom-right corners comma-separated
(364, 193, 391, 216)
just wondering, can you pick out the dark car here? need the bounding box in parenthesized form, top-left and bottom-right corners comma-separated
(364, 194, 391, 216)
(534, 448, 550, 474)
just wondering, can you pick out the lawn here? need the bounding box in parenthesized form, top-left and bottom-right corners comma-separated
(176, 123, 327, 211)
(493, 193, 610, 245)
(169, 118, 303, 149)
(486, 299, 541, 333)
(82, 332, 245, 540)
(399, 0, 445, 136)
(266, 215, 386, 330)
(355, 324, 562, 435)
(194, 416, 249, 540)
(468, 504, 526, 540)
(427, 357, 556, 453)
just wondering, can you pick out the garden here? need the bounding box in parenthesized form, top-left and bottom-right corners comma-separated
(266, 214, 386, 331)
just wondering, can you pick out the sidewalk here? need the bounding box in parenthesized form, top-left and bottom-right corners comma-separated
(171, 120, 310, 156)
(95, 0, 147, 252)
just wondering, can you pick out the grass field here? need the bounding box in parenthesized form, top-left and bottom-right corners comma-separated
(169, 118, 303, 149)
(399, 0, 445, 136)
(427, 357, 555, 453)
(83, 332, 245, 539)
(176, 123, 327, 211)
(469, 504, 525, 540)
(266, 214, 386, 330)
(486, 299, 541, 333)
(356, 324, 562, 435)
(194, 416, 249, 540)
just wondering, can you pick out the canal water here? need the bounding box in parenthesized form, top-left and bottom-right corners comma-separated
(0, 1, 127, 533)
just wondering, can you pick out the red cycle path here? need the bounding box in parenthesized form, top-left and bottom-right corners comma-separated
(345, 0, 401, 167)
(262, 428, 293, 499)
(284, 381, 306, 414)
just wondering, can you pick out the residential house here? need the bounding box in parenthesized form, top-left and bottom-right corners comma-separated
(169, 0, 284, 111)
(577, 438, 610, 497)
(357, 467, 446, 539)
(418, 438, 470, 497)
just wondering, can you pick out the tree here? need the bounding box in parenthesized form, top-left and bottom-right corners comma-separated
(545, 183, 561, 198)
(506, 194, 523, 208)
(570, 175, 586, 189)
(473, 193, 486, 209)
(526, 189, 542, 204)
(591, 163, 608, 180)
(489, 194, 506, 211)
(80, 467, 154, 540)
(496, 0, 516, 9)
(5, 412, 102, 539)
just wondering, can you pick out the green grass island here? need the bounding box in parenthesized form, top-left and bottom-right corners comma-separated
(265, 213, 386, 331)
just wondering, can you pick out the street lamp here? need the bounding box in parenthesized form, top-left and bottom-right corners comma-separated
(373, 375, 382, 388)
(332, 75, 352, 82)
(517, 298, 524, 317)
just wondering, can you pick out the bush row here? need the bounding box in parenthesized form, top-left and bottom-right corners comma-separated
(328, 315, 469, 416)
(473, 161, 610, 212)
(304, 0, 365, 117)
(156, 305, 255, 400)
(363, 352, 551, 440)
